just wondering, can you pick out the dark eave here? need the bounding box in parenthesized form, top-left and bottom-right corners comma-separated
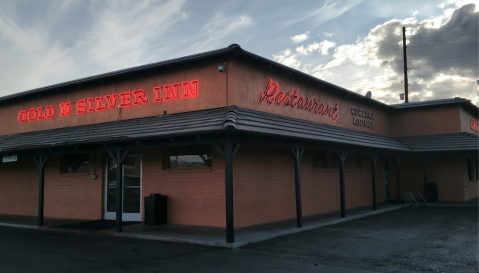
(0, 106, 410, 155)
(396, 132, 479, 152)
(390, 97, 478, 114)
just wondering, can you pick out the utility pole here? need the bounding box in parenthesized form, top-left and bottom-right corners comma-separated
(402, 27, 409, 103)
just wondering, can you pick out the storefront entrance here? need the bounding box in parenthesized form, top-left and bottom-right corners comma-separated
(104, 155, 142, 221)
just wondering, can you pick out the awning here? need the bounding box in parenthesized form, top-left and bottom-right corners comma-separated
(396, 133, 479, 152)
(0, 106, 456, 154)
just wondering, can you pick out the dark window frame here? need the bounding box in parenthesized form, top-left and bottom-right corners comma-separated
(476, 160, 479, 181)
(313, 151, 362, 170)
(60, 154, 90, 174)
(467, 159, 478, 182)
(163, 145, 213, 170)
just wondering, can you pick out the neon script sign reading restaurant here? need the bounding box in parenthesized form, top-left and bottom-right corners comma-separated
(259, 78, 339, 121)
(17, 80, 200, 124)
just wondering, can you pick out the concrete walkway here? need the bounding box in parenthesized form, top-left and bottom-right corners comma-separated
(0, 204, 402, 248)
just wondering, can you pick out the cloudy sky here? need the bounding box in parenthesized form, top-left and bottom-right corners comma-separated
(0, 0, 477, 105)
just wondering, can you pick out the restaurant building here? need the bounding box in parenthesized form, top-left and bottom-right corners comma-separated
(0, 44, 477, 243)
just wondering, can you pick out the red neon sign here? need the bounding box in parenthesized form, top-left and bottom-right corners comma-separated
(471, 119, 478, 134)
(18, 106, 55, 123)
(17, 80, 200, 124)
(259, 78, 339, 121)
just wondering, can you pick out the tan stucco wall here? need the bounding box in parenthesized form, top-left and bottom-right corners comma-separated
(391, 106, 462, 137)
(0, 61, 228, 136)
(227, 59, 392, 136)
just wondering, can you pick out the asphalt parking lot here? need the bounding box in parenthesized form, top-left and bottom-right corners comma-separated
(243, 207, 479, 273)
(0, 207, 477, 273)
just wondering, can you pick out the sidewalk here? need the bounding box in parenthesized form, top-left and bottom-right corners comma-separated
(0, 204, 402, 248)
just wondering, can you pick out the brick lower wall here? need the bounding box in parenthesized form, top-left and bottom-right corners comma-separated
(429, 158, 465, 202)
(44, 154, 103, 219)
(0, 158, 38, 216)
(0, 147, 474, 227)
(0, 153, 103, 219)
(142, 148, 225, 227)
(233, 145, 387, 228)
(399, 157, 470, 202)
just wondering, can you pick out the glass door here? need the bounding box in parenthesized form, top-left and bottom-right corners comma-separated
(104, 155, 142, 221)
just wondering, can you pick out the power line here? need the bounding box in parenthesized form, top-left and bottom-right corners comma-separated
(409, 81, 477, 85)
(349, 84, 404, 91)
(343, 78, 402, 88)
(310, 47, 402, 68)
(372, 31, 404, 39)
(408, 41, 478, 47)
(301, 40, 402, 63)
(408, 54, 478, 61)
(409, 63, 478, 70)
(336, 69, 404, 85)
(407, 24, 478, 32)
(323, 61, 404, 80)
(408, 32, 478, 39)
(409, 72, 477, 78)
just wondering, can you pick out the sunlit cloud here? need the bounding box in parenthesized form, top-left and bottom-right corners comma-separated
(272, 3, 478, 105)
(291, 31, 310, 43)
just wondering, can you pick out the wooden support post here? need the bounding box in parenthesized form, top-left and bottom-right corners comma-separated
(213, 141, 240, 243)
(107, 150, 130, 232)
(337, 151, 348, 218)
(291, 147, 305, 228)
(371, 155, 378, 210)
(396, 158, 402, 204)
(33, 155, 50, 226)
(422, 160, 429, 202)
(224, 141, 234, 243)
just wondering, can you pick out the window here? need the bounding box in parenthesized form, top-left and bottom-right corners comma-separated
(163, 146, 212, 169)
(476, 160, 478, 181)
(467, 159, 478, 181)
(312, 151, 327, 168)
(313, 151, 361, 170)
(61, 154, 89, 173)
(344, 155, 361, 169)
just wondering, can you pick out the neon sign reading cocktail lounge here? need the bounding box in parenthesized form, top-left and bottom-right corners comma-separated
(17, 80, 199, 124)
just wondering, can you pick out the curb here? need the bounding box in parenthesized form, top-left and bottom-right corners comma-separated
(231, 205, 403, 248)
(0, 206, 402, 249)
(426, 203, 478, 208)
(115, 206, 403, 249)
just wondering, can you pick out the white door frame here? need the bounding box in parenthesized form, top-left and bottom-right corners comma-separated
(104, 154, 142, 221)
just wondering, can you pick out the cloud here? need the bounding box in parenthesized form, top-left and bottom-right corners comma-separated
(283, 0, 364, 27)
(273, 3, 478, 105)
(323, 32, 334, 37)
(191, 12, 253, 53)
(296, 40, 336, 56)
(0, 0, 254, 97)
(439, 0, 479, 11)
(0, 0, 189, 96)
(273, 49, 301, 69)
(291, 31, 309, 43)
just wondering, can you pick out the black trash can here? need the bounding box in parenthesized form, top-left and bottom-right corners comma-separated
(428, 183, 438, 203)
(144, 194, 167, 225)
